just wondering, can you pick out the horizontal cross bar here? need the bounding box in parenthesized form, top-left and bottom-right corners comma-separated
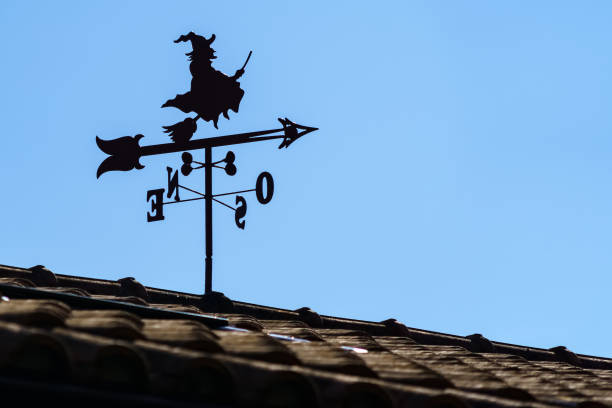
(163, 196, 206, 205)
(179, 184, 205, 197)
(212, 197, 236, 211)
(213, 188, 255, 198)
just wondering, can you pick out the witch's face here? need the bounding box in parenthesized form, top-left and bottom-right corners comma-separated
(203, 46, 216, 60)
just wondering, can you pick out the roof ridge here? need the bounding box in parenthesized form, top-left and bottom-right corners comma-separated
(2, 264, 611, 367)
(0, 284, 228, 328)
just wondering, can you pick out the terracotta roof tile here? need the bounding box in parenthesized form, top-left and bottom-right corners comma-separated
(38, 287, 91, 297)
(0, 299, 70, 328)
(260, 319, 312, 329)
(0, 277, 36, 287)
(141, 319, 222, 352)
(65, 310, 145, 340)
(215, 329, 300, 365)
(92, 294, 149, 305)
(264, 327, 324, 341)
(216, 313, 266, 331)
(285, 340, 376, 377)
(0, 321, 72, 381)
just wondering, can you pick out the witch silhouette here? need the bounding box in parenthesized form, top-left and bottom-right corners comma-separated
(162, 32, 251, 143)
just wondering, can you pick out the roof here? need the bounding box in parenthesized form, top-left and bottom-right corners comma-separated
(0, 263, 610, 408)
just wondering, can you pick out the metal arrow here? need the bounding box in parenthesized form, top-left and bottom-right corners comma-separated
(96, 117, 318, 178)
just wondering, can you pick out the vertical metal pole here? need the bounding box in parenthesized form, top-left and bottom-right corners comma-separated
(204, 146, 213, 295)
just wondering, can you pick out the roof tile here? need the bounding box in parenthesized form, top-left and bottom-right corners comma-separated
(142, 319, 222, 352)
(0, 299, 70, 328)
(215, 329, 301, 365)
(65, 310, 144, 340)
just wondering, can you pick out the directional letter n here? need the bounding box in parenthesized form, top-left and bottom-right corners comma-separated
(167, 167, 180, 201)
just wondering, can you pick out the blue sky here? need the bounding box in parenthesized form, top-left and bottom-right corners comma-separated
(2, 1, 612, 357)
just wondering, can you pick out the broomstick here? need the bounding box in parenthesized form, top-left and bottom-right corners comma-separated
(234, 50, 252, 79)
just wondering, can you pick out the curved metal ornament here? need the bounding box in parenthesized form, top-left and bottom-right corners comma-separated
(96, 134, 145, 178)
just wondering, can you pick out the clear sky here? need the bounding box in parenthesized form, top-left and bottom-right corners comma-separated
(1, 1, 612, 357)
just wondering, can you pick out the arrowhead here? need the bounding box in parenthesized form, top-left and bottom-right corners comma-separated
(277, 118, 318, 149)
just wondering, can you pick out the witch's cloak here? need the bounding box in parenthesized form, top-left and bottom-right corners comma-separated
(162, 33, 245, 129)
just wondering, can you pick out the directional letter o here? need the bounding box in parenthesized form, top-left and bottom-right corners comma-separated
(255, 172, 274, 204)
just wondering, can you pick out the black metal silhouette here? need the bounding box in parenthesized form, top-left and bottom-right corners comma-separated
(96, 119, 317, 178)
(163, 117, 198, 144)
(162, 32, 252, 143)
(96, 32, 317, 295)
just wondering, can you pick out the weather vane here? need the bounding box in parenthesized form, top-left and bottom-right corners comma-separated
(96, 32, 318, 295)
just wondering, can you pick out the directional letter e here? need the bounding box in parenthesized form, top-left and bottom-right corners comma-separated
(147, 189, 165, 222)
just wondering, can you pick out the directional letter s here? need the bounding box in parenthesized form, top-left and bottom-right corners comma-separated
(235, 195, 247, 229)
(147, 189, 165, 222)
